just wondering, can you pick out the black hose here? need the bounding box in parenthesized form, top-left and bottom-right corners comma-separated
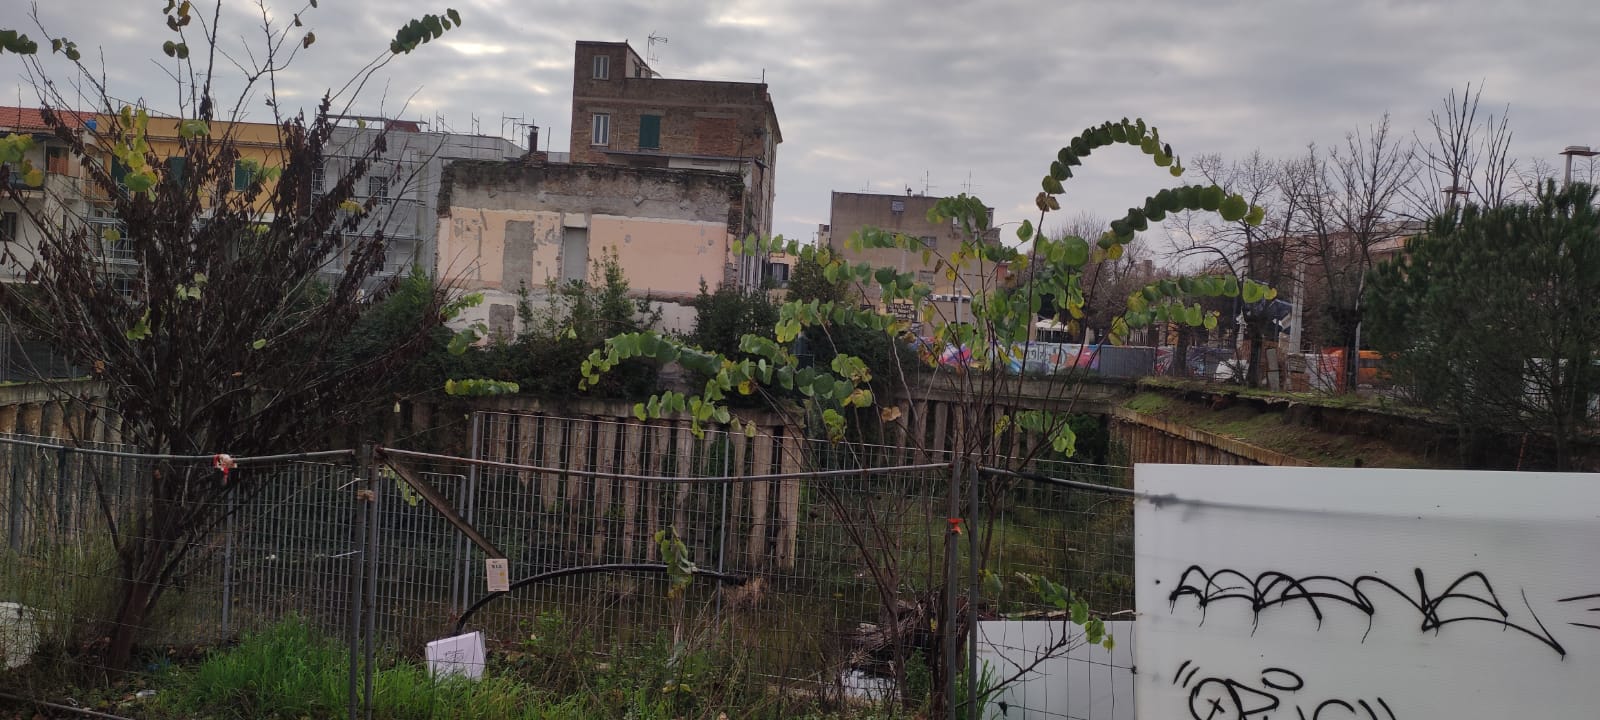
(453, 563, 747, 634)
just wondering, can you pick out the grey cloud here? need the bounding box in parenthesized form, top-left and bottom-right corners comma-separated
(10, 0, 1598, 249)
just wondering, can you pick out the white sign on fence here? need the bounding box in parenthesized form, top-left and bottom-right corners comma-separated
(976, 619, 1136, 720)
(1135, 464, 1600, 720)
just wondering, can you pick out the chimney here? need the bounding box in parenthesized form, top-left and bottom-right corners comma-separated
(523, 124, 549, 165)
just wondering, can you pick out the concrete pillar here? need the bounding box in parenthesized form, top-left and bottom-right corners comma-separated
(0, 404, 19, 437)
(17, 403, 43, 437)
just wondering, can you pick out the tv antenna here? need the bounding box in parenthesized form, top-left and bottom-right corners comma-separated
(961, 171, 979, 194)
(647, 33, 668, 63)
(920, 170, 936, 196)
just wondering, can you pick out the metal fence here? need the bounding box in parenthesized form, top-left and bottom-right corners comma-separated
(0, 413, 1136, 718)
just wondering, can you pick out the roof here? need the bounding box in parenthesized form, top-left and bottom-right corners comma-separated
(0, 105, 93, 132)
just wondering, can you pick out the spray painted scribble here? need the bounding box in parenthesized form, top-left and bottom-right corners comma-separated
(1169, 566, 1570, 657)
(1175, 661, 1396, 720)
(1557, 593, 1600, 633)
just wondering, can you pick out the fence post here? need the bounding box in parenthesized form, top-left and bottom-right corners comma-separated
(966, 462, 980, 720)
(364, 452, 379, 720)
(450, 413, 483, 615)
(942, 456, 960, 720)
(221, 484, 235, 637)
(349, 444, 371, 720)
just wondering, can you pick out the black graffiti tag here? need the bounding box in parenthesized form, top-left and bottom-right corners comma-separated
(1169, 566, 1571, 657)
(1176, 661, 1396, 720)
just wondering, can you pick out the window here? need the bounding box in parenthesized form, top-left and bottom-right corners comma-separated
(311, 165, 325, 194)
(367, 175, 390, 205)
(890, 200, 906, 214)
(0, 212, 17, 243)
(918, 235, 937, 249)
(591, 113, 610, 146)
(46, 146, 68, 174)
(233, 160, 255, 191)
(638, 114, 662, 150)
(592, 54, 610, 80)
(165, 156, 186, 185)
(764, 261, 790, 288)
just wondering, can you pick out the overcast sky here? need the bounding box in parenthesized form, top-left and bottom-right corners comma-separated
(10, 0, 1599, 256)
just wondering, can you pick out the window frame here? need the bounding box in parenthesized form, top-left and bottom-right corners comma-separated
(638, 114, 662, 150)
(367, 174, 391, 205)
(591, 113, 611, 146)
(592, 54, 610, 80)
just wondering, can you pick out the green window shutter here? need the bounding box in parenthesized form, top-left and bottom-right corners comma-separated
(639, 115, 661, 150)
(234, 160, 250, 191)
(166, 156, 186, 185)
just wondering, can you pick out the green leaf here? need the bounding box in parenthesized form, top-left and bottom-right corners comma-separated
(1219, 194, 1248, 222)
(1041, 175, 1064, 195)
(1060, 236, 1090, 267)
(447, 326, 479, 355)
(125, 309, 151, 341)
(1222, 275, 1239, 298)
(251, 339, 267, 350)
(1199, 185, 1225, 211)
(447, 8, 462, 26)
(1242, 280, 1265, 304)
(1245, 205, 1266, 226)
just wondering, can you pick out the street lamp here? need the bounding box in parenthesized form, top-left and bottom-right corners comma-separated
(1560, 145, 1598, 187)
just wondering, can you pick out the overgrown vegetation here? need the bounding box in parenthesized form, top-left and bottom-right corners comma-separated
(6, 618, 898, 719)
(579, 118, 1268, 715)
(0, 3, 475, 666)
(450, 250, 663, 400)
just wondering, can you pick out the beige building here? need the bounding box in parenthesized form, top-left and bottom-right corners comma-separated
(436, 40, 782, 336)
(436, 159, 745, 336)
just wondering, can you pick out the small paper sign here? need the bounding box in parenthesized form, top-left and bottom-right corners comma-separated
(485, 558, 509, 592)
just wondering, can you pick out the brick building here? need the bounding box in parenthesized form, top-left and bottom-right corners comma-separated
(568, 41, 781, 289)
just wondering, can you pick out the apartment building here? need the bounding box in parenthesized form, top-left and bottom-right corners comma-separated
(568, 41, 781, 289)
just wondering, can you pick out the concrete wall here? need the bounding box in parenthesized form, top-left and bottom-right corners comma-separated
(437, 160, 743, 334)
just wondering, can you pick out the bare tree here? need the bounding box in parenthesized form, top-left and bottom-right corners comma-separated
(1286, 115, 1416, 391)
(1405, 83, 1518, 217)
(1166, 151, 1305, 385)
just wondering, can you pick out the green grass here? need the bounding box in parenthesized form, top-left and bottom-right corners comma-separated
(137, 618, 893, 720)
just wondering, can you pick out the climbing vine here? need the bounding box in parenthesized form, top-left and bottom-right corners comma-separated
(581, 118, 1267, 457)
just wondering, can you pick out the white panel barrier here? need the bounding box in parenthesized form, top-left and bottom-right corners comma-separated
(977, 619, 1137, 719)
(1136, 465, 1600, 719)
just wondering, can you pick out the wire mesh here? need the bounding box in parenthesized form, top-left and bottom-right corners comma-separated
(0, 410, 1137, 717)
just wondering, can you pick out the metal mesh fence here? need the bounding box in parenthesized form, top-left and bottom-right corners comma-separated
(1, 413, 1136, 717)
(375, 411, 1137, 713)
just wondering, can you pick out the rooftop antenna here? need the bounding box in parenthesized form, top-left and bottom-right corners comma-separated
(647, 33, 668, 63)
(961, 171, 979, 194)
(470, 113, 480, 136)
(920, 170, 936, 196)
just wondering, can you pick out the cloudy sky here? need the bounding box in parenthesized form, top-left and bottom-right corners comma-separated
(10, 0, 1599, 255)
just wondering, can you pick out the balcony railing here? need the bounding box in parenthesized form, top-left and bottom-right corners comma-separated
(82, 217, 137, 264)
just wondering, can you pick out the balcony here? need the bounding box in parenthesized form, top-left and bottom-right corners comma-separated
(82, 216, 137, 264)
